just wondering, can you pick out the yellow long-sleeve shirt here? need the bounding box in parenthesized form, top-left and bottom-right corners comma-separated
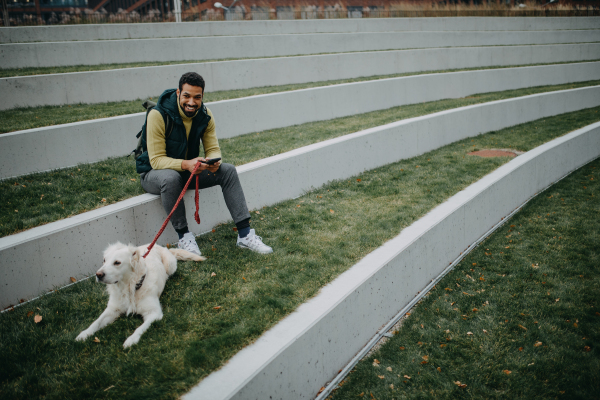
(146, 99, 221, 171)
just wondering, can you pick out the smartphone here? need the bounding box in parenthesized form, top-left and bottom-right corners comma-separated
(203, 157, 221, 165)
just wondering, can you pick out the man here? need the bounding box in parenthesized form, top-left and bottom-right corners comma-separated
(135, 72, 272, 256)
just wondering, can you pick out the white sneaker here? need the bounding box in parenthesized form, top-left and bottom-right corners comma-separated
(236, 229, 273, 254)
(178, 232, 201, 256)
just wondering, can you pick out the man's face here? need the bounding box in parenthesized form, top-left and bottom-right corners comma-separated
(177, 83, 203, 117)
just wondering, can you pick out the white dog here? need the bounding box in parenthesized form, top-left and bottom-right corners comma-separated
(76, 242, 205, 348)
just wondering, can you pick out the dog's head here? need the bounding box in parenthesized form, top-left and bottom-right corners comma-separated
(96, 242, 140, 285)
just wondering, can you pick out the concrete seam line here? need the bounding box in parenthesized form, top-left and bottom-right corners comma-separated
(1, 85, 599, 309)
(184, 121, 600, 399)
(3, 61, 600, 180)
(314, 154, 599, 399)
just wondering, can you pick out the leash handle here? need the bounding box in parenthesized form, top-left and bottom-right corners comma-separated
(143, 162, 202, 258)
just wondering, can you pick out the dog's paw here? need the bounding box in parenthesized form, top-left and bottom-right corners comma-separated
(123, 335, 139, 349)
(75, 331, 90, 342)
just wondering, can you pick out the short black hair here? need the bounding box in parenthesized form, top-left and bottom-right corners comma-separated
(179, 72, 205, 92)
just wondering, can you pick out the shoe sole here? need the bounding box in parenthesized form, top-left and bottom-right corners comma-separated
(236, 243, 273, 254)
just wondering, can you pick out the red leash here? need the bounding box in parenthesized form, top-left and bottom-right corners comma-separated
(143, 162, 202, 258)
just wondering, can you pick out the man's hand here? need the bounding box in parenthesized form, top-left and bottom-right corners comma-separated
(182, 158, 221, 175)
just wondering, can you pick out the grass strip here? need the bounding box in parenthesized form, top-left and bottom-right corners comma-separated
(0, 108, 599, 400)
(2, 60, 598, 133)
(327, 157, 599, 400)
(2, 81, 600, 239)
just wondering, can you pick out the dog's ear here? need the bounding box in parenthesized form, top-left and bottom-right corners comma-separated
(129, 244, 140, 270)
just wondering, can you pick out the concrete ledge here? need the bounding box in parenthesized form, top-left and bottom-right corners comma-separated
(185, 119, 600, 400)
(2, 17, 599, 43)
(3, 61, 600, 180)
(2, 43, 600, 111)
(1, 85, 599, 309)
(2, 30, 599, 69)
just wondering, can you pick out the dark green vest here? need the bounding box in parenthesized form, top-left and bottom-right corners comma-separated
(136, 88, 211, 174)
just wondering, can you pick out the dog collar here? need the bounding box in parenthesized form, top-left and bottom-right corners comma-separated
(135, 274, 146, 291)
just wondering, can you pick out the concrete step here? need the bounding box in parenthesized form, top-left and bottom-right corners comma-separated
(2, 30, 599, 69)
(2, 17, 598, 43)
(3, 43, 600, 110)
(184, 119, 600, 400)
(2, 61, 600, 180)
(1, 85, 598, 310)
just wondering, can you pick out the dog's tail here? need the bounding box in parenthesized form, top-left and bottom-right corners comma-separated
(169, 248, 206, 262)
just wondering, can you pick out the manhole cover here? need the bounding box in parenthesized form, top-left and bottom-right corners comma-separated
(468, 149, 523, 158)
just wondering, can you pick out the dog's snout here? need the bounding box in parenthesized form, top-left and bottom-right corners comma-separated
(96, 271, 105, 280)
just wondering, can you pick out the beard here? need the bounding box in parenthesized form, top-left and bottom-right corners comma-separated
(180, 102, 199, 118)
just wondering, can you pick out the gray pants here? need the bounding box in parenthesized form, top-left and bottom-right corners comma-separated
(140, 163, 250, 231)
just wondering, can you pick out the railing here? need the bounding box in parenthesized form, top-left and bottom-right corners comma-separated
(3, 6, 599, 26)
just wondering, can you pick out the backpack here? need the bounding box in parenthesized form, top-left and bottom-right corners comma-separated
(132, 99, 174, 160)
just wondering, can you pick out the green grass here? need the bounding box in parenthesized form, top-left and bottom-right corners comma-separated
(0, 108, 598, 400)
(327, 158, 600, 400)
(2, 82, 600, 239)
(1, 60, 598, 134)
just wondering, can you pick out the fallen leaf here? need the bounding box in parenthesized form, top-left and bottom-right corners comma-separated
(70, 277, 76, 283)
(232, 227, 238, 232)
(386, 366, 392, 372)
(534, 341, 542, 347)
(472, 263, 476, 266)
(483, 329, 488, 334)
(399, 346, 405, 350)
(130, 178, 136, 181)
(213, 306, 221, 310)
(479, 277, 485, 281)
(503, 370, 512, 375)
(556, 298, 560, 302)
(519, 347, 523, 351)
(101, 198, 107, 203)
(584, 346, 591, 352)
(330, 209, 335, 214)
(389, 384, 394, 389)
(519, 325, 527, 331)
(422, 355, 429, 361)
(440, 344, 446, 348)
(356, 179, 361, 182)
(27, 311, 34, 317)
(317, 387, 325, 394)
(211, 229, 216, 233)
(467, 332, 473, 335)
(437, 367, 441, 372)
(378, 375, 385, 379)
(210, 272, 216, 277)
(255, 211, 260, 214)
(472, 308, 478, 312)
(420, 360, 428, 365)
(94, 337, 100, 343)
(404, 375, 411, 379)
(34, 315, 42, 323)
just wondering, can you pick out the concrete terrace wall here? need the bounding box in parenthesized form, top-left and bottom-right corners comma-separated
(185, 121, 600, 400)
(1, 85, 599, 309)
(1, 17, 599, 43)
(3, 61, 600, 180)
(2, 30, 600, 69)
(3, 43, 600, 110)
